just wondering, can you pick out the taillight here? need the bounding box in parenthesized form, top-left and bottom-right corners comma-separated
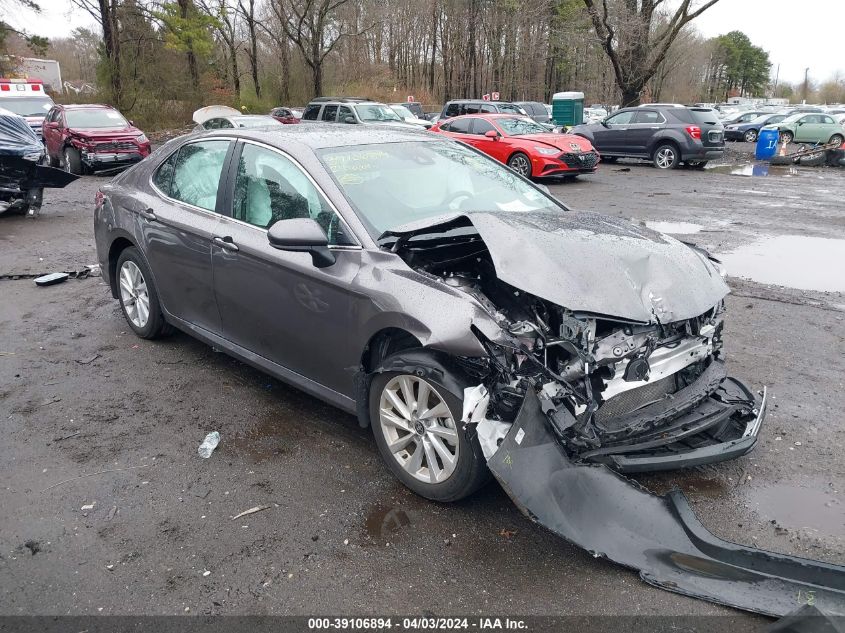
(95, 190, 105, 209)
(0, 84, 9, 91)
(30, 83, 41, 91)
(685, 125, 702, 140)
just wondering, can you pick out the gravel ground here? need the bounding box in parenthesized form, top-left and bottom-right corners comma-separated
(1, 144, 843, 622)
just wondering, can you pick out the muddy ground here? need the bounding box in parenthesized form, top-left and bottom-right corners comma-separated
(1, 142, 843, 621)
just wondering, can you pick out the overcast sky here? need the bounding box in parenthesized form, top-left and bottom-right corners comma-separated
(10, 0, 845, 87)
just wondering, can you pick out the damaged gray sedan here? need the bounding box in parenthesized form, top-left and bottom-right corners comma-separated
(95, 126, 845, 616)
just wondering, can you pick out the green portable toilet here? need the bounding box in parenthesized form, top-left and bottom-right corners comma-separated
(552, 91, 585, 126)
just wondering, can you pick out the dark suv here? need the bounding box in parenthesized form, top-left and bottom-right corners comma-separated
(439, 100, 526, 120)
(301, 97, 411, 126)
(570, 106, 724, 169)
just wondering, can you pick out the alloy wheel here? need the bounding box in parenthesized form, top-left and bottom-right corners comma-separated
(655, 147, 676, 169)
(119, 260, 150, 328)
(744, 130, 757, 142)
(378, 375, 460, 484)
(509, 154, 531, 177)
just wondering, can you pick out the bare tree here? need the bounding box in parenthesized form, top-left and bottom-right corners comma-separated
(238, 0, 261, 98)
(269, 0, 371, 98)
(70, 0, 122, 105)
(582, 0, 721, 106)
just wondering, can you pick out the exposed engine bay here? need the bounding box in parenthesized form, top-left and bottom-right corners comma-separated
(392, 228, 762, 471)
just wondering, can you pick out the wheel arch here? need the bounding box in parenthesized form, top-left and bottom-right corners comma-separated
(649, 136, 681, 158)
(506, 149, 534, 177)
(107, 234, 137, 298)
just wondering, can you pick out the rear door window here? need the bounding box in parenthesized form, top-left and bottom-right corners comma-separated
(449, 118, 472, 134)
(321, 105, 338, 122)
(169, 140, 231, 212)
(302, 104, 320, 121)
(633, 110, 664, 124)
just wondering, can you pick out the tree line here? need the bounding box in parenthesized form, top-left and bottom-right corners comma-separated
(4, 0, 836, 130)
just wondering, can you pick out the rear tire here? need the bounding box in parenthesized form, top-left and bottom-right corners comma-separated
(115, 246, 169, 339)
(63, 147, 83, 175)
(369, 357, 489, 502)
(507, 152, 532, 178)
(780, 131, 794, 144)
(652, 143, 680, 170)
(830, 134, 843, 147)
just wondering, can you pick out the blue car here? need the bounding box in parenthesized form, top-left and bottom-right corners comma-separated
(724, 113, 789, 142)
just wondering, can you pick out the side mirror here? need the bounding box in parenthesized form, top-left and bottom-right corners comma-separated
(343, 116, 356, 124)
(601, 120, 609, 127)
(484, 129, 499, 140)
(129, 120, 134, 126)
(267, 218, 336, 268)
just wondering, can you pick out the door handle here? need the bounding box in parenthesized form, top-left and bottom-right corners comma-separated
(213, 236, 239, 252)
(138, 208, 157, 221)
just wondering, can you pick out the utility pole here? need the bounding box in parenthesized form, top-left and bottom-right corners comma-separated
(772, 63, 780, 95)
(802, 67, 809, 104)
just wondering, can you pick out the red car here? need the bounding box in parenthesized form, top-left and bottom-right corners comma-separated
(42, 104, 151, 175)
(269, 107, 300, 124)
(430, 114, 599, 179)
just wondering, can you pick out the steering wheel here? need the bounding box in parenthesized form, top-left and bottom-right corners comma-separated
(442, 190, 474, 211)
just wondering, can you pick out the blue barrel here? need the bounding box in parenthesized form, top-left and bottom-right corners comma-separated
(755, 128, 779, 160)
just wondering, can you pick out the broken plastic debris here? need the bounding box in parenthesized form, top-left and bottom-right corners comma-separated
(231, 505, 270, 520)
(461, 385, 489, 424)
(80, 503, 95, 511)
(34, 272, 69, 287)
(476, 418, 513, 460)
(197, 431, 220, 458)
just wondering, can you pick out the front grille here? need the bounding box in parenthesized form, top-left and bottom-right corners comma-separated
(595, 374, 678, 423)
(561, 151, 598, 169)
(94, 141, 137, 152)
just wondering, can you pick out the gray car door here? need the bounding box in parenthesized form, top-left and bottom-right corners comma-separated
(210, 140, 362, 395)
(593, 110, 636, 154)
(141, 138, 232, 334)
(629, 109, 666, 155)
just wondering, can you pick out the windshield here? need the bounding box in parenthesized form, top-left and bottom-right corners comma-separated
(66, 108, 129, 128)
(318, 140, 561, 236)
(497, 117, 548, 136)
(781, 113, 805, 124)
(390, 105, 414, 119)
(496, 103, 525, 115)
(355, 104, 402, 122)
(0, 97, 53, 117)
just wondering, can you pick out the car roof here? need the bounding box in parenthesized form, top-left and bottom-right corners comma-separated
(57, 104, 116, 110)
(446, 99, 515, 104)
(443, 113, 527, 120)
(201, 123, 433, 149)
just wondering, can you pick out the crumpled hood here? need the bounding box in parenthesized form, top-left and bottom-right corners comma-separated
(383, 211, 729, 323)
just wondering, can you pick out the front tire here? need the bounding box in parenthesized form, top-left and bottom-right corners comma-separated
(744, 129, 758, 143)
(369, 362, 489, 502)
(830, 134, 843, 147)
(652, 143, 680, 170)
(507, 152, 532, 178)
(115, 246, 169, 339)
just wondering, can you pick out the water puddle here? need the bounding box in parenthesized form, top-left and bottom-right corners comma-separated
(717, 235, 845, 292)
(745, 483, 843, 537)
(707, 163, 798, 177)
(645, 221, 703, 234)
(363, 504, 412, 544)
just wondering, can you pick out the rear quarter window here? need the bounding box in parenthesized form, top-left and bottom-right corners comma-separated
(688, 109, 720, 126)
